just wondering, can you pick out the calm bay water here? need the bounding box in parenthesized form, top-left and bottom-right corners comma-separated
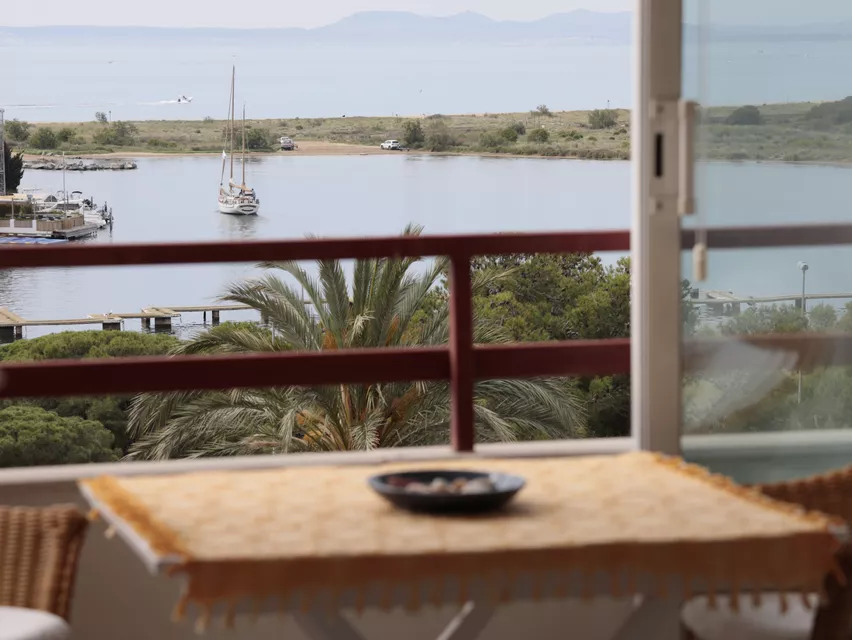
(3, 39, 852, 122)
(9, 154, 852, 339)
(12, 154, 632, 337)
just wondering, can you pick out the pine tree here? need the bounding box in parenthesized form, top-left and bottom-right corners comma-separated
(3, 143, 24, 194)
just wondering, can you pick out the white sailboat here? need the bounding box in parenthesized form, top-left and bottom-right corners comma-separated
(218, 67, 260, 216)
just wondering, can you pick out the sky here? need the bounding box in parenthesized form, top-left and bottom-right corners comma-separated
(4, 0, 852, 28)
(5, 0, 631, 28)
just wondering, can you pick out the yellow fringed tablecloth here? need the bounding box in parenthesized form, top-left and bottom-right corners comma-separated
(79, 452, 844, 623)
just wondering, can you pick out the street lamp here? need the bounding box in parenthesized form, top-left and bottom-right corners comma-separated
(797, 261, 809, 404)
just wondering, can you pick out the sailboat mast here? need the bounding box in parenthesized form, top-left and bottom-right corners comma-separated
(241, 103, 247, 188)
(229, 66, 235, 182)
(62, 153, 67, 214)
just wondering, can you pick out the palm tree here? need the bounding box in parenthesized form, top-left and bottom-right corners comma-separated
(126, 226, 586, 460)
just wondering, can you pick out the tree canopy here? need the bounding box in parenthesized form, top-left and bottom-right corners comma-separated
(725, 105, 763, 126)
(465, 253, 631, 437)
(685, 302, 852, 434)
(0, 330, 178, 362)
(0, 405, 119, 467)
(3, 143, 24, 194)
(401, 120, 425, 148)
(126, 226, 586, 460)
(0, 331, 179, 454)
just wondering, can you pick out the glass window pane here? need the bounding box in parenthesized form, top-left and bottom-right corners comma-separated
(683, 0, 852, 227)
(681, 245, 852, 483)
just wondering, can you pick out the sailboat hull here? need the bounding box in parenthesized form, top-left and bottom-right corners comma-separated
(218, 200, 259, 215)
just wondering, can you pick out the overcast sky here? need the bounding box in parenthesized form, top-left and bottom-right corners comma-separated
(4, 0, 852, 28)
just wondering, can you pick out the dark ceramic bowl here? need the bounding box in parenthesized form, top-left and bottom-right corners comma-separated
(368, 470, 526, 514)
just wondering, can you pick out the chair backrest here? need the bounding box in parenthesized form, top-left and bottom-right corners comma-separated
(756, 465, 852, 525)
(756, 467, 852, 640)
(0, 505, 89, 620)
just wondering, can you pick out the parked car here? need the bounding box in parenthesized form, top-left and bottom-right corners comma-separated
(279, 136, 296, 151)
(380, 140, 402, 150)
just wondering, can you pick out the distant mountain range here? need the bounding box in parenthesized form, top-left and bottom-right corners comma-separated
(3, 10, 852, 46)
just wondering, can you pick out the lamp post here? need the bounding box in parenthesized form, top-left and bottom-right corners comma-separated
(797, 261, 809, 404)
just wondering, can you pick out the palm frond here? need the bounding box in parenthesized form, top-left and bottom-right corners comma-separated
(221, 277, 320, 350)
(317, 258, 350, 346)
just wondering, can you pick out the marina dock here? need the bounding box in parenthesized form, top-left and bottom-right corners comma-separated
(694, 290, 852, 317)
(0, 224, 101, 240)
(0, 304, 253, 340)
(0, 214, 100, 240)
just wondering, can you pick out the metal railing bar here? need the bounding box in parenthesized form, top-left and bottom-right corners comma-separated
(682, 224, 852, 250)
(0, 231, 630, 269)
(0, 340, 633, 400)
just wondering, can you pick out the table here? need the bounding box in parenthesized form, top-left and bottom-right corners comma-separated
(78, 453, 844, 640)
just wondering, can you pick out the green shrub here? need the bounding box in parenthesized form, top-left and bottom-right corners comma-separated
(479, 132, 504, 149)
(95, 112, 108, 124)
(0, 405, 119, 467)
(588, 109, 619, 129)
(6, 119, 30, 143)
(402, 120, 425, 148)
(535, 104, 552, 117)
(245, 128, 272, 150)
(93, 121, 138, 146)
(29, 127, 58, 149)
(56, 127, 77, 143)
(805, 97, 852, 126)
(528, 128, 550, 143)
(146, 139, 177, 148)
(295, 124, 304, 130)
(725, 105, 762, 125)
(425, 121, 457, 151)
(499, 127, 519, 143)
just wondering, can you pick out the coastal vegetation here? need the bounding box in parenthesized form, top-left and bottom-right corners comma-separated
(1, 237, 852, 464)
(0, 332, 178, 460)
(12, 99, 852, 162)
(125, 225, 588, 459)
(8, 107, 632, 159)
(0, 405, 119, 466)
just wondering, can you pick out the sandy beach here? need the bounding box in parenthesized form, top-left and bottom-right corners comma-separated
(23, 140, 404, 161)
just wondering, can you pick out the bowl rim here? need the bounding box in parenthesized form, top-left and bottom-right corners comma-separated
(368, 470, 526, 495)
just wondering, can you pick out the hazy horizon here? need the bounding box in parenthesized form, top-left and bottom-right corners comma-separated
(5, 2, 629, 29)
(6, 1, 852, 29)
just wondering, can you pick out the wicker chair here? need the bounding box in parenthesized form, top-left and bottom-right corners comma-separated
(682, 466, 852, 640)
(0, 505, 89, 639)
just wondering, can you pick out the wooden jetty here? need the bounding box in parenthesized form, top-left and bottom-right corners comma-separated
(694, 290, 852, 316)
(0, 304, 253, 340)
(0, 214, 100, 240)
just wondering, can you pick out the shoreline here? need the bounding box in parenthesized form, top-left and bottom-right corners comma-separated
(12, 101, 852, 164)
(23, 140, 627, 162)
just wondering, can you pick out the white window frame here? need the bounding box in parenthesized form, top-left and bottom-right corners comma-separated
(632, 0, 684, 456)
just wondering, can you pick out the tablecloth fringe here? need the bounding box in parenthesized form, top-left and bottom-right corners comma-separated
(170, 560, 836, 633)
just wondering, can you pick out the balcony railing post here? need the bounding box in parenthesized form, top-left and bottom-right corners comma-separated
(449, 254, 475, 452)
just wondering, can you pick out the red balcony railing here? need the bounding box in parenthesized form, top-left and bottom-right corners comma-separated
(0, 230, 631, 452)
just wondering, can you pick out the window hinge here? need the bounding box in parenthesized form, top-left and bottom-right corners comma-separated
(693, 241, 707, 282)
(678, 100, 698, 216)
